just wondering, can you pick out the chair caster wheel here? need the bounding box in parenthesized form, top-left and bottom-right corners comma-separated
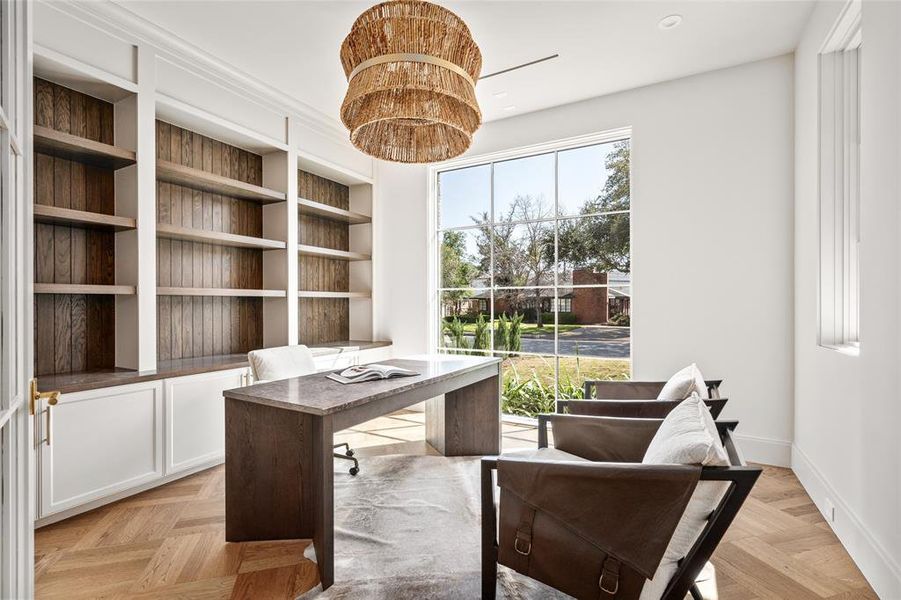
(345, 449, 355, 457)
(349, 467, 359, 476)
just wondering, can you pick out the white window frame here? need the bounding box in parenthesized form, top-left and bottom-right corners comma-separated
(818, 0, 861, 354)
(427, 128, 633, 398)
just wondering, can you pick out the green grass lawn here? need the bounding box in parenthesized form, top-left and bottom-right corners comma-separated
(457, 321, 581, 336)
(502, 355, 631, 387)
(499, 355, 631, 417)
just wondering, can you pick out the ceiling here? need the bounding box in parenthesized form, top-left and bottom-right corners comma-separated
(114, 0, 814, 125)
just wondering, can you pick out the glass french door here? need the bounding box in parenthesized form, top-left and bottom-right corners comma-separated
(0, 0, 32, 597)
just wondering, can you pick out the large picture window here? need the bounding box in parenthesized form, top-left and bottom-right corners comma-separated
(432, 132, 632, 417)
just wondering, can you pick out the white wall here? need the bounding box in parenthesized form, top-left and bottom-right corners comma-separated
(374, 160, 430, 356)
(792, 2, 901, 597)
(376, 55, 796, 465)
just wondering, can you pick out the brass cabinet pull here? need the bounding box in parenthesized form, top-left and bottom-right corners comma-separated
(30, 379, 60, 446)
(45, 404, 52, 446)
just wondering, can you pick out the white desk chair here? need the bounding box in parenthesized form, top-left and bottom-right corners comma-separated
(247, 345, 359, 475)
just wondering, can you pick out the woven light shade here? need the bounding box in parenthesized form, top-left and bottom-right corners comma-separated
(340, 0, 482, 163)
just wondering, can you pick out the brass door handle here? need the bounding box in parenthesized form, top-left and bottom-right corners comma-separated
(29, 378, 60, 415)
(30, 379, 60, 446)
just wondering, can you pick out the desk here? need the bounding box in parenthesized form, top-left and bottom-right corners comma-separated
(222, 355, 501, 589)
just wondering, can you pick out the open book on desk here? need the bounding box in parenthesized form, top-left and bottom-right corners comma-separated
(327, 364, 419, 384)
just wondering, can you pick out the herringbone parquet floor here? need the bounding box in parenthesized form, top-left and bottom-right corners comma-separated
(34, 411, 878, 600)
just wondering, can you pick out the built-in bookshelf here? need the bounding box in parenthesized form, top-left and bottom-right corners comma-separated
(32, 77, 137, 376)
(297, 168, 373, 345)
(31, 64, 383, 385)
(155, 120, 287, 361)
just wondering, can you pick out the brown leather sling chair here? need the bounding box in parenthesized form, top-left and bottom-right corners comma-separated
(583, 379, 723, 400)
(481, 411, 760, 600)
(571, 378, 727, 422)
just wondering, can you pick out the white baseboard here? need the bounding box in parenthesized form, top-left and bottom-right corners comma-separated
(791, 444, 901, 599)
(732, 432, 792, 467)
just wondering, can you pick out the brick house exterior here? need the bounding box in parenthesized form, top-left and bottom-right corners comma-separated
(571, 270, 609, 324)
(448, 269, 629, 325)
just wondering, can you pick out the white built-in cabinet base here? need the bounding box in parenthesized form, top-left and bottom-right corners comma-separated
(165, 369, 243, 475)
(38, 380, 165, 521)
(35, 345, 393, 527)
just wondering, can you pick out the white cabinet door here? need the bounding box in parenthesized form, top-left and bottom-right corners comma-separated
(164, 368, 246, 476)
(39, 381, 164, 518)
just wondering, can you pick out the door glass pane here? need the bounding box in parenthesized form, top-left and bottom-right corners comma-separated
(492, 288, 555, 355)
(556, 213, 631, 285)
(492, 222, 554, 289)
(439, 229, 485, 289)
(494, 153, 554, 222)
(558, 140, 630, 216)
(557, 355, 631, 400)
(439, 290, 491, 354)
(499, 353, 556, 417)
(438, 164, 490, 230)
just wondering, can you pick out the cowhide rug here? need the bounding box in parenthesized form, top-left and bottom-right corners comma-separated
(298, 454, 571, 599)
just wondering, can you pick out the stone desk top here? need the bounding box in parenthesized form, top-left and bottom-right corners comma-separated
(223, 355, 501, 416)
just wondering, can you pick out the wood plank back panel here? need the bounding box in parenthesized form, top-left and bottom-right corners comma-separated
(33, 78, 117, 375)
(299, 298, 349, 345)
(156, 121, 265, 360)
(297, 170, 351, 344)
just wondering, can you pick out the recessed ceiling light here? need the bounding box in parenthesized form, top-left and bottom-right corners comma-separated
(503, 105, 517, 111)
(658, 14, 683, 30)
(493, 91, 508, 99)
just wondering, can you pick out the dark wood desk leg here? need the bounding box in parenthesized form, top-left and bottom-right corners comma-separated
(225, 398, 314, 542)
(427, 374, 501, 456)
(312, 415, 335, 590)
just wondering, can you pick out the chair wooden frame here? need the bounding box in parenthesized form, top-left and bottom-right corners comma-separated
(481, 419, 760, 600)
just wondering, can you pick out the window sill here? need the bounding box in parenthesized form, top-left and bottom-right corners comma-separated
(820, 343, 860, 357)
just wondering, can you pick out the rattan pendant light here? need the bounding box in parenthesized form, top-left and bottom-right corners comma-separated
(340, 0, 482, 163)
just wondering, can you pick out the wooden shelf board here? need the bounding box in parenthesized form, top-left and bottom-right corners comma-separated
(298, 291, 371, 299)
(156, 223, 286, 250)
(157, 287, 286, 298)
(297, 245, 371, 261)
(298, 198, 370, 224)
(34, 125, 136, 169)
(34, 204, 136, 232)
(34, 283, 136, 295)
(157, 159, 286, 204)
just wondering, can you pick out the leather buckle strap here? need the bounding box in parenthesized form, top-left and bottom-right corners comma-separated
(514, 506, 536, 557)
(599, 556, 621, 596)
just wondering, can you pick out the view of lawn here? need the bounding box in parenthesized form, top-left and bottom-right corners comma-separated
(459, 320, 581, 336)
(500, 355, 631, 417)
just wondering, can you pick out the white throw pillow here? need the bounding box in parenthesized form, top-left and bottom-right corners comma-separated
(639, 394, 729, 600)
(643, 393, 728, 466)
(656, 363, 710, 401)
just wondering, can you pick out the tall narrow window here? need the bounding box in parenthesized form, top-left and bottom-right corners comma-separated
(819, 8, 861, 351)
(433, 132, 631, 418)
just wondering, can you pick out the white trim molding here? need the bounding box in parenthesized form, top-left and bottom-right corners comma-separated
(732, 433, 792, 468)
(61, 0, 347, 139)
(791, 444, 901, 599)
